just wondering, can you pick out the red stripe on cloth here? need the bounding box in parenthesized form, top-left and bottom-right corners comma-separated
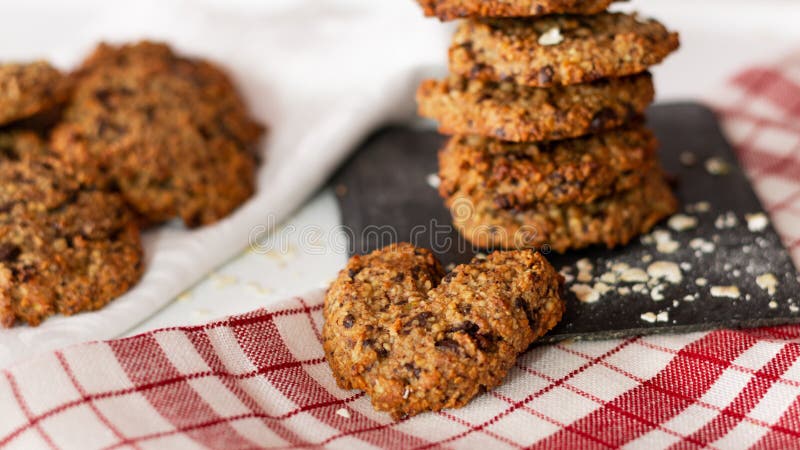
(731, 68, 800, 116)
(1, 371, 57, 449)
(530, 331, 758, 449)
(514, 362, 698, 446)
(108, 334, 256, 450)
(736, 140, 800, 184)
(172, 318, 310, 447)
(53, 351, 135, 449)
(669, 343, 800, 449)
(716, 108, 800, 135)
(750, 393, 800, 449)
(409, 338, 638, 450)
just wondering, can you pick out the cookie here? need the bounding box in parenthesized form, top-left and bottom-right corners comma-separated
(0, 61, 70, 126)
(418, 0, 618, 21)
(50, 41, 265, 228)
(438, 124, 659, 208)
(323, 243, 564, 419)
(446, 168, 677, 252)
(450, 13, 679, 87)
(0, 132, 143, 327)
(417, 73, 653, 142)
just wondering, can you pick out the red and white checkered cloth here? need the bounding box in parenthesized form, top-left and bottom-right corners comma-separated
(3, 58, 800, 450)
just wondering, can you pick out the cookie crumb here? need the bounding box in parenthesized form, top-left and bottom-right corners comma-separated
(705, 157, 731, 175)
(714, 212, 738, 230)
(650, 285, 665, 301)
(745, 213, 769, 232)
(689, 238, 715, 254)
(570, 284, 599, 303)
(695, 277, 708, 287)
(426, 173, 441, 189)
(756, 273, 778, 296)
(600, 272, 618, 284)
(212, 274, 238, 288)
(336, 408, 351, 419)
(768, 301, 778, 310)
(687, 201, 711, 213)
(640, 312, 657, 323)
(656, 311, 669, 322)
(538, 27, 564, 46)
(647, 261, 683, 284)
(710, 285, 741, 299)
(668, 214, 698, 232)
(620, 268, 649, 283)
(652, 230, 679, 254)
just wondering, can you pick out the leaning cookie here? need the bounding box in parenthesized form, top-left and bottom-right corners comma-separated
(0, 131, 143, 327)
(417, 0, 619, 21)
(50, 41, 265, 228)
(0, 61, 70, 126)
(438, 124, 659, 208)
(446, 169, 677, 253)
(323, 243, 564, 419)
(417, 73, 653, 142)
(450, 13, 679, 87)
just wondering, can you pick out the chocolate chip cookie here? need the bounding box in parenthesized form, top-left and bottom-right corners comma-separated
(0, 131, 143, 327)
(445, 168, 677, 252)
(438, 124, 659, 208)
(50, 41, 265, 227)
(418, 0, 618, 21)
(450, 13, 679, 87)
(323, 243, 564, 419)
(0, 61, 70, 126)
(417, 73, 653, 142)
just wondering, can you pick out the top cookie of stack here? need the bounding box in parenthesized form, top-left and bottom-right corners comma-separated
(416, 0, 680, 252)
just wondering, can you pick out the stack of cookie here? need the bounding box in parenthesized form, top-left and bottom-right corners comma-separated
(0, 42, 264, 327)
(416, 0, 680, 253)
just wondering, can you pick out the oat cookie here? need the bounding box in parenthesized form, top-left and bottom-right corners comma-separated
(0, 131, 143, 327)
(50, 41, 265, 227)
(323, 243, 564, 418)
(417, 73, 653, 142)
(450, 13, 679, 87)
(0, 61, 70, 126)
(418, 0, 618, 21)
(438, 125, 658, 208)
(446, 169, 677, 252)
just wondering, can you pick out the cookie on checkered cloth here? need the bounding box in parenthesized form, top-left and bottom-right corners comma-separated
(323, 243, 564, 419)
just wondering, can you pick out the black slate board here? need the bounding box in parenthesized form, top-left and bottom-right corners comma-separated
(330, 103, 800, 342)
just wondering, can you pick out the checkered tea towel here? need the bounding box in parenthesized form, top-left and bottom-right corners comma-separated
(3, 59, 800, 450)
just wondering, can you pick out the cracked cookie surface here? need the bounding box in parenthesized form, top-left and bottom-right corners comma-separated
(50, 41, 265, 227)
(0, 131, 143, 327)
(438, 124, 659, 208)
(323, 243, 564, 418)
(445, 168, 677, 253)
(417, 73, 653, 142)
(450, 13, 679, 87)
